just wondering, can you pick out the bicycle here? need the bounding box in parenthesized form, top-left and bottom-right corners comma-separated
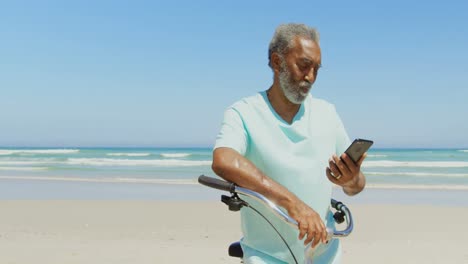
(198, 175, 354, 264)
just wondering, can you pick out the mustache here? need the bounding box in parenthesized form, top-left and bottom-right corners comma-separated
(299, 81, 312, 89)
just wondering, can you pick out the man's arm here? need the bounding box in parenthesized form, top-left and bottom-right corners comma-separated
(212, 147, 328, 247)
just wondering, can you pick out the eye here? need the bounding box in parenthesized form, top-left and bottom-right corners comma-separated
(297, 59, 321, 72)
(297, 63, 308, 71)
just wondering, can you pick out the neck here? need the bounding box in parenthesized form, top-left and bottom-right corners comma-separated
(267, 82, 301, 124)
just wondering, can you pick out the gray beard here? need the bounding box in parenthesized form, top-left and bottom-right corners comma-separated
(278, 61, 312, 104)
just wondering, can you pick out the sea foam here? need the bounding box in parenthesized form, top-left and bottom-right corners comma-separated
(66, 158, 210, 167)
(160, 153, 191, 158)
(366, 171, 468, 178)
(363, 160, 468, 168)
(0, 176, 198, 184)
(0, 149, 79, 155)
(106, 153, 151, 157)
(365, 183, 468, 191)
(367, 154, 388, 158)
(0, 166, 48, 171)
(0, 159, 57, 165)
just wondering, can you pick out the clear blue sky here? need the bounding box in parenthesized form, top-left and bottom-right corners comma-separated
(1, 0, 467, 148)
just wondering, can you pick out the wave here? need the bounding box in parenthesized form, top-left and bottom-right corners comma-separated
(363, 160, 468, 168)
(0, 166, 48, 171)
(113, 178, 197, 184)
(364, 184, 468, 191)
(66, 158, 211, 167)
(367, 154, 388, 158)
(458, 150, 468, 153)
(0, 175, 198, 184)
(160, 153, 191, 158)
(366, 172, 468, 178)
(0, 160, 57, 165)
(106, 153, 151, 157)
(0, 149, 79, 155)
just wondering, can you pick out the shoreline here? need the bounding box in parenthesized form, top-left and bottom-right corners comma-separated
(0, 175, 467, 191)
(0, 178, 468, 206)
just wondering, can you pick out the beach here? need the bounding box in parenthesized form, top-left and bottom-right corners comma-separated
(1, 184, 467, 263)
(1, 147, 468, 263)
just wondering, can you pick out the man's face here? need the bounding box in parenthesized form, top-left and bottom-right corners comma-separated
(277, 36, 322, 104)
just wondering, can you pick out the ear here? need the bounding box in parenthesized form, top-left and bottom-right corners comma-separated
(271, 52, 282, 73)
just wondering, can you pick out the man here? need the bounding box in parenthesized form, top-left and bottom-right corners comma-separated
(212, 23, 367, 264)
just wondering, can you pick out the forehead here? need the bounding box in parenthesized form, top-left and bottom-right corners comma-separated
(287, 36, 321, 62)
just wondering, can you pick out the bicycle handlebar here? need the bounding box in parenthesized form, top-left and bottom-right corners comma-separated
(198, 175, 236, 192)
(198, 175, 353, 239)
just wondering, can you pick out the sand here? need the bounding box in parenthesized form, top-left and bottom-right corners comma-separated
(0, 201, 467, 264)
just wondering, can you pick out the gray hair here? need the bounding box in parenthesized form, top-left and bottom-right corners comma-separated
(268, 23, 320, 68)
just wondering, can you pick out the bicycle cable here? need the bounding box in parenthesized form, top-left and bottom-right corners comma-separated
(246, 205, 299, 264)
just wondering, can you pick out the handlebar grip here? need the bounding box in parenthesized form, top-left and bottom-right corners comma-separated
(198, 175, 235, 192)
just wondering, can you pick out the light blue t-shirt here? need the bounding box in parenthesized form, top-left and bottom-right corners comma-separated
(214, 91, 350, 264)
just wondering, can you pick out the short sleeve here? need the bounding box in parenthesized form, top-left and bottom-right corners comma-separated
(214, 108, 248, 156)
(333, 106, 351, 155)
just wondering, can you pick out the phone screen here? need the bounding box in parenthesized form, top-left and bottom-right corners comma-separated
(344, 139, 373, 163)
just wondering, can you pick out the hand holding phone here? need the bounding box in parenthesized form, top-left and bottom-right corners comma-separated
(344, 139, 373, 163)
(327, 139, 372, 194)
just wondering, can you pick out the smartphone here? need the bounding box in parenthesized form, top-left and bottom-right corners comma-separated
(344, 139, 373, 163)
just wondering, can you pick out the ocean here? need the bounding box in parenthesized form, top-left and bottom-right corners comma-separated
(1, 147, 467, 191)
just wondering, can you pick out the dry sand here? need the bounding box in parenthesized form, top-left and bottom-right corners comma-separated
(0, 201, 467, 263)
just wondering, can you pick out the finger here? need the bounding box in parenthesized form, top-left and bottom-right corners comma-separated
(303, 226, 315, 245)
(326, 168, 339, 185)
(341, 153, 358, 174)
(311, 226, 321, 248)
(322, 225, 328, 244)
(333, 154, 351, 175)
(316, 222, 326, 244)
(298, 222, 308, 240)
(328, 158, 341, 178)
(304, 229, 315, 245)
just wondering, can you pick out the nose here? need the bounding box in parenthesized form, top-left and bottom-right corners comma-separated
(304, 67, 317, 83)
